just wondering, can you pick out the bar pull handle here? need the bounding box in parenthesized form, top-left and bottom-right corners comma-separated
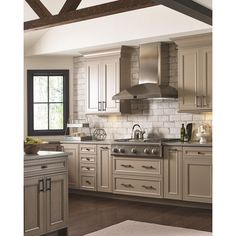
(98, 101, 102, 111)
(196, 96, 201, 107)
(121, 164, 134, 168)
(121, 183, 134, 188)
(46, 178, 51, 191)
(202, 96, 208, 107)
(142, 185, 156, 190)
(142, 165, 155, 169)
(100, 146, 109, 150)
(41, 165, 47, 169)
(38, 179, 44, 192)
(103, 101, 106, 111)
(86, 180, 91, 185)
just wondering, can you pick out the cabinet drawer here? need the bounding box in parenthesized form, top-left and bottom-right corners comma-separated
(183, 147, 212, 158)
(113, 175, 163, 198)
(80, 145, 96, 154)
(80, 155, 96, 163)
(24, 158, 67, 176)
(113, 157, 162, 177)
(80, 175, 96, 191)
(80, 164, 96, 175)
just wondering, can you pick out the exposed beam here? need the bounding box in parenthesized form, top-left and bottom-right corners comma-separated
(24, 0, 159, 31)
(25, 0, 52, 18)
(152, 0, 212, 25)
(59, 0, 82, 14)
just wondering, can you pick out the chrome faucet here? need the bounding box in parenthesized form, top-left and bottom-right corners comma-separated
(131, 124, 145, 140)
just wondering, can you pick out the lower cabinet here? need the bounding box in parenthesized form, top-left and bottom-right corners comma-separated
(164, 146, 183, 200)
(61, 143, 80, 189)
(112, 156, 163, 198)
(97, 145, 112, 192)
(183, 147, 212, 203)
(24, 156, 68, 236)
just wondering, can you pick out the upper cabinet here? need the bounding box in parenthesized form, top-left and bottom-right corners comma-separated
(173, 33, 212, 112)
(85, 47, 132, 115)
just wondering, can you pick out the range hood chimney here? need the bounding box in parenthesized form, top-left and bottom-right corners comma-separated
(112, 42, 178, 100)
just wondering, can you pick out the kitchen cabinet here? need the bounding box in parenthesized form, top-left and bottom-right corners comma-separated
(174, 33, 212, 112)
(97, 145, 112, 192)
(164, 146, 183, 200)
(183, 147, 212, 203)
(61, 143, 79, 189)
(113, 157, 163, 198)
(85, 47, 132, 114)
(24, 154, 68, 236)
(79, 144, 97, 191)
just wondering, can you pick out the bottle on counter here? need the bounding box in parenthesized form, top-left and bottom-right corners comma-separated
(180, 123, 185, 142)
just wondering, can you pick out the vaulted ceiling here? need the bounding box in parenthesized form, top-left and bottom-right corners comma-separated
(24, 0, 212, 56)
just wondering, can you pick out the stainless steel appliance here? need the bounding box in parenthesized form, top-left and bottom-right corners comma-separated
(111, 139, 163, 158)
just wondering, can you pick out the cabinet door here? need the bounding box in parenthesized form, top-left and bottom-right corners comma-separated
(178, 49, 200, 111)
(97, 145, 112, 192)
(86, 61, 100, 113)
(45, 173, 68, 233)
(24, 177, 45, 236)
(200, 46, 212, 110)
(61, 144, 79, 188)
(183, 154, 212, 203)
(102, 58, 120, 113)
(164, 146, 183, 200)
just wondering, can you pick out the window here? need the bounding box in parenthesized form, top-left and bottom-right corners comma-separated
(27, 70, 69, 136)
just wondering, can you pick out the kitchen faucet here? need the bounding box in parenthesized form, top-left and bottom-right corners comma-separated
(131, 124, 145, 140)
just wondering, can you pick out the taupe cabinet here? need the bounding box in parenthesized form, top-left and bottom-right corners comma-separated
(174, 33, 212, 112)
(183, 147, 212, 203)
(24, 155, 68, 236)
(79, 144, 97, 191)
(61, 143, 80, 189)
(97, 145, 112, 192)
(164, 146, 183, 200)
(85, 47, 132, 114)
(113, 157, 163, 198)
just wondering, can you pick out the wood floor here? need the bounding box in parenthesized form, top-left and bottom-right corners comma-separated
(68, 193, 212, 236)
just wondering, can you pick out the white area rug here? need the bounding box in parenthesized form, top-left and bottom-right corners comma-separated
(85, 220, 212, 236)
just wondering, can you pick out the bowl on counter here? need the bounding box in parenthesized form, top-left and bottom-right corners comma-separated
(24, 143, 41, 154)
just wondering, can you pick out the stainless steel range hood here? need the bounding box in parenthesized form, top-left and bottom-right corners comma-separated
(112, 42, 178, 100)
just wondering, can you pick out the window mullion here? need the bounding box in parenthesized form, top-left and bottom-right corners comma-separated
(48, 75, 49, 130)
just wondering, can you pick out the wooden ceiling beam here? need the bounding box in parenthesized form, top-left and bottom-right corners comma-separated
(24, 0, 158, 31)
(152, 0, 212, 25)
(59, 0, 82, 14)
(25, 0, 52, 18)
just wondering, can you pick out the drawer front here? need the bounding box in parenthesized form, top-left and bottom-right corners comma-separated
(80, 164, 96, 175)
(80, 155, 96, 164)
(80, 175, 96, 191)
(24, 158, 67, 176)
(113, 175, 163, 198)
(113, 157, 162, 177)
(80, 145, 96, 154)
(183, 147, 212, 158)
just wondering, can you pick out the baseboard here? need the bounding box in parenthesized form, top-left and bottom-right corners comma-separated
(69, 189, 212, 210)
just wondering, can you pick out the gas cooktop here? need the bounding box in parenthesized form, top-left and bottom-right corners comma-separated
(113, 138, 179, 143)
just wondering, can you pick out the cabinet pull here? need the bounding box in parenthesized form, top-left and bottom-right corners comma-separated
(86, 180, 91, 185)
(46, 178, 51, 191)
(98, 101, 102, 111)
(142, 185, 156, 190)
(101, 146, 109, 150)
(38, 179, 44, 192)
(196, 96, 202, 107)
(121, 164, 134, 168)
(121, 183, 134, 188)
(86, 157, 91, 161)
(103, 101, 106, 111)
(41, 165, 47, 169)
(86, 148, 90, 151)
(142, 165, 155, 169)
(202, 96, 208, 106)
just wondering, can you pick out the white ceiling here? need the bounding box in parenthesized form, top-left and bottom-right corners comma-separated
(24, 0, 212, 56)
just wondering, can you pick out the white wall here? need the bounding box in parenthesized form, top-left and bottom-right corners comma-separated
(24, 56, 74, 139)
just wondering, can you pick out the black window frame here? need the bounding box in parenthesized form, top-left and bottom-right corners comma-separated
(27, 69, 69, 136)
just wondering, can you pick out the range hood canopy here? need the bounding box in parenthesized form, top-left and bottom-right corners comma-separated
(112, 42, 178, 100)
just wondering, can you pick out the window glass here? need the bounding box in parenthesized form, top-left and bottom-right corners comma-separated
(49, 76, 63, 102)
(33, 104, 48, 130)
(33, 76, 48, 102)
(49, 103, 64, 130)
